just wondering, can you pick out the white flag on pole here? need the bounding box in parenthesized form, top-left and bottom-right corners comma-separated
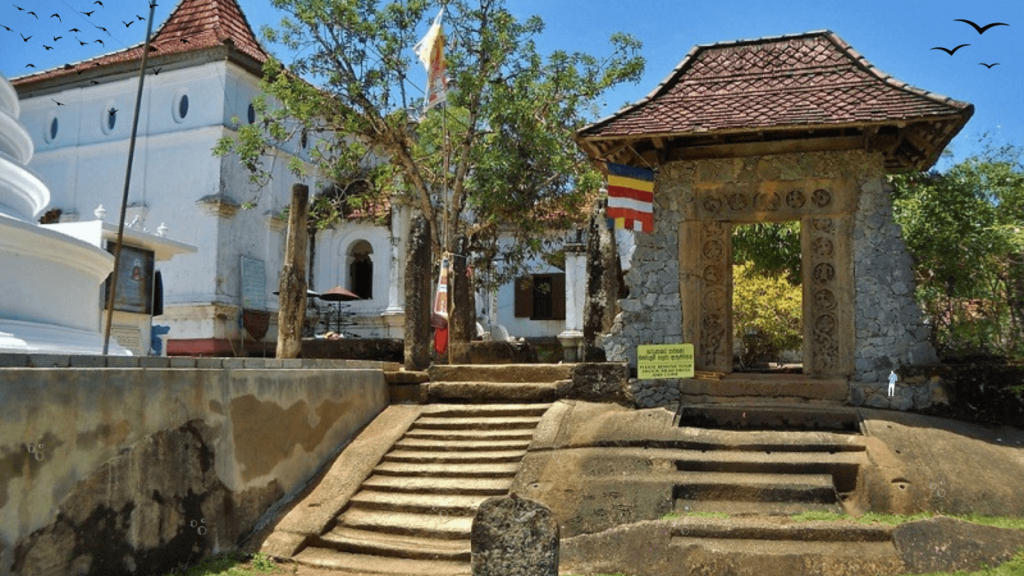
(414, 9, 447, 110)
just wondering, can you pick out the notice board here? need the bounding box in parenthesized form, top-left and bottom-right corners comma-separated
(637, 343, 695, 379)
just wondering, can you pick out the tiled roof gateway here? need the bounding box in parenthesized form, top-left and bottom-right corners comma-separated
(577, 30, 973, 172)
(13, 0, 268, 87)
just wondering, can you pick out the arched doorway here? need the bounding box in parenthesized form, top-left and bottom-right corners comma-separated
(348, 240, 373, 300)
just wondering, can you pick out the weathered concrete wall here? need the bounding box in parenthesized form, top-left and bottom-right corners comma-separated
(0, 361, 387, 576)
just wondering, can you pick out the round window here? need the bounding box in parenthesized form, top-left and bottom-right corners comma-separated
(45, 117, 58, 142)
(247, 102, 256, 124)
(178, 94, 189, 119)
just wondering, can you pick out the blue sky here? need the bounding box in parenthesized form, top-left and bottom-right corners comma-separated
(2, 0, 1020, 171)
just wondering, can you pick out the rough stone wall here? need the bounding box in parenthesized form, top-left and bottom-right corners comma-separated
(851, 176, 939, 408)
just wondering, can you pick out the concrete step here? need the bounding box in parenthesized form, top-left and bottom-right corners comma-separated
(317, 525, 471, 562)
(426, 381, 566, 403)
(410, 416, 542, 430)
(428, 363, 573, 383)
(672, 471, 838, 503)
(362, 474, 512, 494)
(348, 490, 492, 515)
(394, 437, 532, 452)
(673, 449, 862, 492)
(677, 375, 848, 402)
(339, 507, 472, 539)
(402, 428, 536, 442)
(294, 546, 470, 575)
(372, 461, 519, 478)
(674, 499, 844, 516)
(424, 404, 552, 417)
(678, 403, 862, 432)
(383, 449, 527, 464)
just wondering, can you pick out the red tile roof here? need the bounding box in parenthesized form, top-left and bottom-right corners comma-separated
(13, 0, 268, 87)
(577, 30, 973, 171)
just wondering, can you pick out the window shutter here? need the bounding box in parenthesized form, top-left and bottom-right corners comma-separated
(551, 273, 566, 320)
(514, 276, 533, 318)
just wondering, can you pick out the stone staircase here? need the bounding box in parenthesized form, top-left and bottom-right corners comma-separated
(293, 403, 551, 575)
(423, 364, 574, 403)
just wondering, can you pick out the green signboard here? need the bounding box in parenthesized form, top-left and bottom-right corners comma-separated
(637, 343, 695, 379)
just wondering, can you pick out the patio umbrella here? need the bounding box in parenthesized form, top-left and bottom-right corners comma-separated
(318, 286, 361, 333)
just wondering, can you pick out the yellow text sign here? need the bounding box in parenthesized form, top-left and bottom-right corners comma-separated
(637, 344, 695, 379)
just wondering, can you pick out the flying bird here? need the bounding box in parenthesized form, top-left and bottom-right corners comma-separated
(149, 2, 158, 9)
(931, 44, 970, 55)
(69, 28, 80, 32)
(94, 0, 103, 5)
(93, 38, 104, 46)
(50, 13, 60, 21)
(53, 35, 61, 41)
(25, 63, 34, 68)
(153, 67, 162, 75)
(19, 32, 30, 41)
(80, 10, 94, 17)
(95, 25, 109, 35)
(108, 108, 118, 115)
(13, 4, 23, 11)
(76, 37, 86, 45)
(90, 80, 99, 85)
(0, 24, 10, 31)
(52, 99, 64, 106)
(136, 15, 145, 21)
(42, 44, 52, 50)
(955, 19, 1009, 34)
(122, 20, 133, 28)
(179, 38, 189, 44)
(26, 10, 37, 18)
(980, 62, 1000, 68)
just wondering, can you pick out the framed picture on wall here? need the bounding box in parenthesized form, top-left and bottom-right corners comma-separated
(104, 243, 155, 314)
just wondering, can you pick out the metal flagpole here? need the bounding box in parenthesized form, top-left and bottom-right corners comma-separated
(102, 0, 157, 355)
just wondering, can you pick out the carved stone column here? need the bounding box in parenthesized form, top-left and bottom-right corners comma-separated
(698, 219, 732, 373)
(803, 209, 854, 376)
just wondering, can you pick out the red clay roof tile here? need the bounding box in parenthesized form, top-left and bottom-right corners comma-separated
(579, 30, 971, 139)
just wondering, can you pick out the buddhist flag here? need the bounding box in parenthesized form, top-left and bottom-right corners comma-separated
(414, 9, 448, 110)
(605, 162, 654, 233)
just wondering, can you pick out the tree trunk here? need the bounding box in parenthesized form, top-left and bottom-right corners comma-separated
(404, 214, 433, 370)
(276, 183, 309, 359)
(449, 235, 474, 364)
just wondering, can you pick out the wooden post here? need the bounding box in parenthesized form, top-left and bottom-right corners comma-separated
(276, 183, 309, 359)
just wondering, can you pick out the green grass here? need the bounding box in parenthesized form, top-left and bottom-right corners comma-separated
(789, 511, 1024, 530)
(158, 552, 286, 576)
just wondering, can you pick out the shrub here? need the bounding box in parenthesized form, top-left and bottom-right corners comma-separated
(733, 261, 802, 367)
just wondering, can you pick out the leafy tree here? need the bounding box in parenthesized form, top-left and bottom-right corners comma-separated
(732, 261, 802, 367)
(888, 142, 1024, 359)
(214, 0, 645, 294)
(732, 221, 801, 285)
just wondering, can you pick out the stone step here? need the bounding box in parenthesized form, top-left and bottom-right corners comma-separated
(410, 416, 542, 430)
(394, 437, 533, 452)
(372, 461, 519, 478)
(677, 376, 848, 402)
(294, 546, 471, 575)
(339, 507, 472, 539)
(426, 381, 567, 403)
(674, 499, 844, 516)
(362, 474, 512, 495)
(317, 525, 471, 562)
(428, 363, 573, 383)
(672, 517, 892, 542)
(402, 428, 537, 442)
(348, 489, 492, 515)
(383, 449, 527, 464)
(677, 403, 861, 432)
(672, 471, 838, 503)
(673, 449, 862, 492)
(424, 404, 552, 418)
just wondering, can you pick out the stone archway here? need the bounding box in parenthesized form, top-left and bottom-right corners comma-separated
(681, 178, 857, 376)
